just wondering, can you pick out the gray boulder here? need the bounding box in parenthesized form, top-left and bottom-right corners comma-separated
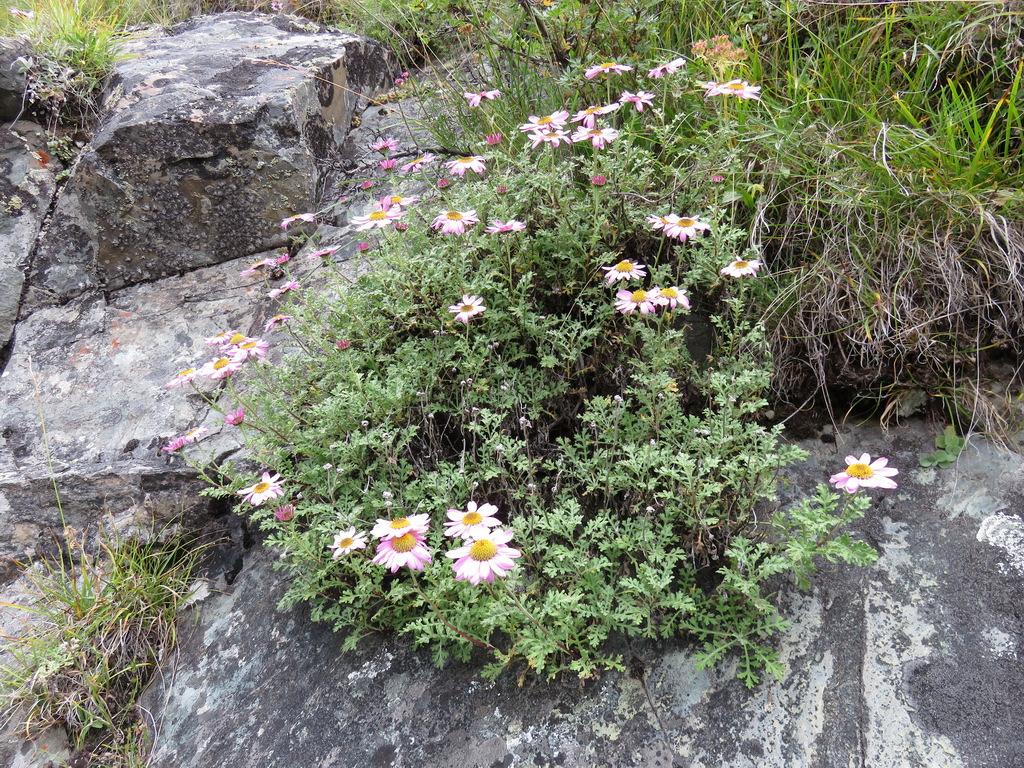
(24, 12, 395, 310)
(0, 38, 27, 121)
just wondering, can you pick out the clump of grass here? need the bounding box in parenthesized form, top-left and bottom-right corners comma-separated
(0, 527, 205, 759)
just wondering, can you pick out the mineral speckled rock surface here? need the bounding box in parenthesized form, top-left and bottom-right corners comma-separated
(139, 422, 1024, 768)
(24, 12, 395, 310)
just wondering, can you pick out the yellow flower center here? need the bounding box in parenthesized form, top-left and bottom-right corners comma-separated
(460, 304, 475, 313)
(240, 340, 257, 349)
(213, 358, 230, 370)
(337, 537, 354, 548)
(537, 115, 553, 125)
(678, 218, 695, 227)
(446, 212, 464, 221)
(661, 287, 678, 299)
(369, 210, 388, 220)
(630, 290, 648, 303)
(229, 333, 246, 345)
(846, 462, 875, 479)
(469, 539, 499, 561)
(734, 261, 749, 269)
(727, 81, 746, 90)
(462, 511, 483, 525)
(391, 532, 418, 553)
(458, 157, 473, 164)
(177, 368, 195, 377)
(252, 482, 270, 494)
(613, 260, 634, 273)
(602, 62, 617, 68)
(389, 517, 410, 529)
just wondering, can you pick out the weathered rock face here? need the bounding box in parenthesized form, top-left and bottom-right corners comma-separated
(0, 38, 27, 121)
(24, 12, 395, 309)
(138, 422, 1024, 768)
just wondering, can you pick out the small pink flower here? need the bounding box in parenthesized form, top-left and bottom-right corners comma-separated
(205, 330, 239, 347)
(647, 57, 686, 79)
(275, 253, 291, 265)
(495, 185, 508, 195)
(336, 339, 351, 350)
(663, 215, 711, 242)
(225, 408, 245, 425)
(281, 212, 317, 230)
(602, 260, 646, 283)
(239, 258, 278, 277)
(445, 501, 502, 539)
(371, 513, 431, 540)
(437, 179, 451, 189)
(570, 126, 619, 149)
(274, 504, 295, 522)
(720, 259, 762, 277)
(264, 314, 293, 332)
(446, 528, 521, 585)
(267, 280, 300, 298)
(400, 154, 436, 173)
(357, 242, 372, 253)
(371, 137, 399, 152)
(307, 245, 341, 259)
(484, 219, 526, 234)
(395, 221, 410, 231)
(710, 174, 725, 183)
(445, 155, 486, 176)
(238, 472, 285, 506)
(164, 367, 198, 388)
(329, 527, 368, 558)
(701, 79, 761, 100)
(570, 103, 621, 129)
(653, 285, 690, 310)
(448, 294, 486, 322)
(381, 194, 417, 209)
(230, 337, 269, 360)
(519, 110, 571, 133)
(359, 180, 374, 190)
(372, 532, 432, 572)
(615, 288, 658, 314)
(463, 89, 501, 106)
(619, 90, 655, 112)
(585, 61, 634, 79)
(351, 204, 402, 231)
(431, 209, 479, 235)
(197, 357, 243, 379)
(162, 427, 208, 452)
(379, 158, 397, 170)
(484, 133, 503, 145)
(829, 454, 899, 493)
(591, 174, 607, 186)
(528, 128, 571, 149)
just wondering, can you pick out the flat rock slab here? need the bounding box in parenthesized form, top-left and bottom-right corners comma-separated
(141, 421, 1024, 767)
(25, 12, 394, 308)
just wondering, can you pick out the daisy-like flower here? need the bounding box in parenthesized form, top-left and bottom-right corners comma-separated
(571, 126, 620, 149)
(484, 219, 526, 234)
(307, 245, 341, 259)
(720, 258, 762, 277)
(653, 285, 690, 310)
(216, 332, 248, 351)
(446, 528, 521, 585)
(570, 103, 621, 129)
(225, 408, 245, 425)
(400, 153, 437, 173)
(281, 212, 317, 230)
(602, 259, 647, 283)
(371, 137, 399, 152)
(445, 155, 486, 177)
(329, 527, 368, 559)
(431, 209, 479, 235)
(205, 330, 238, 347)
(372, 532, 432, 572)
(585, 61, 634, 79)
(351, 204, 403, 231)
(379, 158, 397, 170)
(448, 294, 486, 322)
(445, 501, 502, 539)
(829, 454, 899, 494)
(615, 288, 658, 314)
(528, 128, 571, 149)
(264, 314, 293, 332)
(519, 110, 571, 133)
(463, 89, 501, 106)
(484, 133, 503, 145)
(267, 280, 300, 298)
(647, 57, 686, 79)
(381, 194, 417, 209)
(238, 472, 285, 506)
(164, 367, 198, 388)
(274, 504, 295, 522)
(662, 215, 711, 242)
(619, 90, 656, 112)
(371, 513, 431, 540)
(197, 356, 243, 379)
(162, 427, 208, 452)
(702, 79, 761, 100)
(231, 337, 269, 360)
(239, 258, 278, 277)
